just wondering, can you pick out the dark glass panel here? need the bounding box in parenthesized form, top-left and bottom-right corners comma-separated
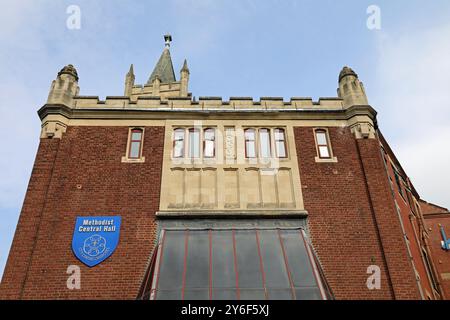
(239, 289, 266, 300)
(234, 230, 263, 289)
(258, 230, 291, 289)
(155, 290, 182, 300)
(184, 289, 209, 300)
(185, 230, 209, 289)
(267, 289, 294, 300)
(279, 230, 317, 288)
(213, 289, 237, 300)
(295, 288, 322, 300)
(157, 231, 185, 291)
(212, 230, 236, 289)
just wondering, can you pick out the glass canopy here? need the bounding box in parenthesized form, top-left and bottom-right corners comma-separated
(146, 227, 331, 300)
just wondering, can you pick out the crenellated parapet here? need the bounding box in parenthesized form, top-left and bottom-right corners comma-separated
(69, 95, 349, 110)
(42, 46, 375, 141)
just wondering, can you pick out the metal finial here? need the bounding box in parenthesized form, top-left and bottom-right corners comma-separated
(164, 34, 172, 48)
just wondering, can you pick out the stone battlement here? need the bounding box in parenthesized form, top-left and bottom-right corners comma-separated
(71, 95, 346, 110)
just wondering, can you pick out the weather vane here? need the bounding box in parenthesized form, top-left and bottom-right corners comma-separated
(164, 34, 172, 48)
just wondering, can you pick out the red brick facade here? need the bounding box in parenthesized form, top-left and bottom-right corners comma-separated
(294, 127, 421, 299)
(0, 124, 441, 300)
(422, 201, 450, 298)
(0, 126, 164, 299)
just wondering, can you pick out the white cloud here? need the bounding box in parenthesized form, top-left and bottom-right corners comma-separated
(373, 22, 450, 208)
(395, 126, 450, 209)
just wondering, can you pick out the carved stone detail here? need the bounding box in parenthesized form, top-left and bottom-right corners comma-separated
(40, 121, 67, 139)
(351, 122, 376, 139)
(225, 127, 236, 160)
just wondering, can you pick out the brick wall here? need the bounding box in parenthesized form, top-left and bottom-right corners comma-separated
(357, 137, 421, 299)
(1, 124, 424, 300)
(0, 126, 165, 300)
(422, 202, 450, 298)
(294, 127, 421, 299)
(0, 139, 60, 299)
(384, 164, 436, 298)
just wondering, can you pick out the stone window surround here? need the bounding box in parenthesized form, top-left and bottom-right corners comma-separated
(243, 126, 290, 161)
(171, 126, 217, 160)
(313, 128, 338, 163)
(170, 126, 291, 163)
(160, 121, 305, 213)
(121, 127, 146, 163)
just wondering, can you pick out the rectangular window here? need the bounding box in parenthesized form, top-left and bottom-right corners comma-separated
(392, 166, 404, 197)
(149, 228, 330, 300)
(422, 248, 439, 292)
(203, 128, 215, 158)
(245, 129, 256, 158)
(173, 129, 185, 158)
(128, 129, 143, 159)
(188, 129, 200, 158)
(259, 129, 271, 158)
(274, 128, 287, 158)
(315, 130, 331, 159)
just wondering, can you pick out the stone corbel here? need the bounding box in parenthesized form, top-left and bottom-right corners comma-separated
(351, 122, 376, 139)
(40, 121, 67, 139)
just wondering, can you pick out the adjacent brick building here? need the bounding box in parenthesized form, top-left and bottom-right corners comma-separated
(0, 35, 446, 300)
(421, 200, 450, 298)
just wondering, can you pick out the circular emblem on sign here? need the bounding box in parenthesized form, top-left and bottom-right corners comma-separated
(83, 234, 107, 257)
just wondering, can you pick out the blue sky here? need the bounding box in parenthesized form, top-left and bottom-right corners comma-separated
(1, 0, 450, 279)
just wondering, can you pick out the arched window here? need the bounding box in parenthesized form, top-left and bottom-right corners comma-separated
(244, 129, 256, 158)
(315, 129, 331, 159)
(129, 128, 143, 159)
(173, 128, 185, 158)
(259, 128, 271, 158)
(188, 128, 200, 158)
(274, 128, 287, 158)
(203, 128, 215, 158)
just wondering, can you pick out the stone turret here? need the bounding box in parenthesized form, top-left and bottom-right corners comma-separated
(337, 66, 368, 108)
(47, 64, 80, 106)
(124, 64, 135, 97)
(128, 34, 191, 100)
(180, 59, 190, 97)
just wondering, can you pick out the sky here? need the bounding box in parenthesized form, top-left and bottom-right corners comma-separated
(1, 0, 450, 279)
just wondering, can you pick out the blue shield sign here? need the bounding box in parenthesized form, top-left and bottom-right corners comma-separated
(72, 216, 121, 267)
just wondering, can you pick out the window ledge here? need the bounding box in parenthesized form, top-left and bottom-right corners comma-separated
(156, 210, 308, 219)
(121, 156, 145, 163)
(315, 156, 338, 163)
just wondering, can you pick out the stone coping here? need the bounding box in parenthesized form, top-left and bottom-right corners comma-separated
(38, 104, 377, 122)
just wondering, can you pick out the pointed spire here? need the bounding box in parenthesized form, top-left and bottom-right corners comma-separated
(127, 64, 134, 76)
(125, 64, 135, 97)
(181, 59, 190, 74)
(147, 35, 176, 84)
